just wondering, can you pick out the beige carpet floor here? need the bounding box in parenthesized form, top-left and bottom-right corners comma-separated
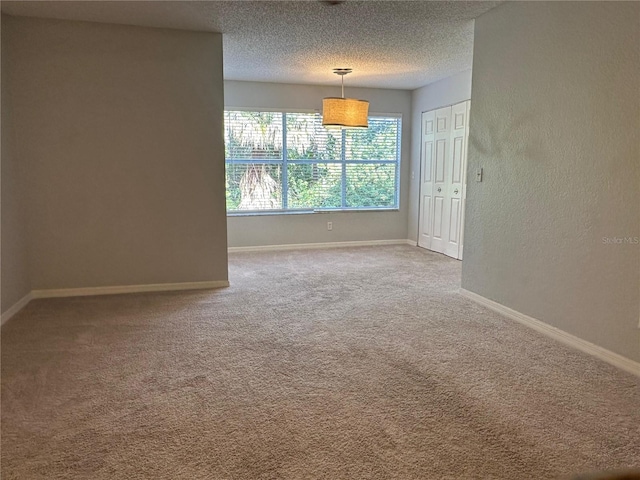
(2, 245, 639, 479)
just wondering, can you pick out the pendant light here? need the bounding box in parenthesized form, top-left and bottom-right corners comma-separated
(322, 68, 369, 129)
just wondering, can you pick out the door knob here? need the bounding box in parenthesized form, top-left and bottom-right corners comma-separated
(437, 187, 442, 193)
(454, 188, 459, 194)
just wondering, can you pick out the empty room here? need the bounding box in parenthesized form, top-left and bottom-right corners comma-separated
(1, 1, 639, 479)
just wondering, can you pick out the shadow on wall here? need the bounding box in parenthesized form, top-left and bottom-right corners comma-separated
(469, 109, 545, 167)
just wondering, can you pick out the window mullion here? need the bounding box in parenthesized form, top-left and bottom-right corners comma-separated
(282, 113, 288, 210)
(341, 128, 347, 208)
(395, 118, 401, 207)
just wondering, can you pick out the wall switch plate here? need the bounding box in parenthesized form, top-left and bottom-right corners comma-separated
(476, 168, 483, 182)
(327, 222, 333, 231)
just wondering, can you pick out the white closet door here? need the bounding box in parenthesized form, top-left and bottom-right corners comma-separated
(417, 110, 435, 249)
(429, 106, 451, 255)
(444, 101, 469, 259)
(418, 100, 470, 260)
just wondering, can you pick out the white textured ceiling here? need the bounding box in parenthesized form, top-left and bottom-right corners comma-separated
(1, 1, 502, 90)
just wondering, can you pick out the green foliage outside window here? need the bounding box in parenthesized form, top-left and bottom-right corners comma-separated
(224, 111, 400, 212)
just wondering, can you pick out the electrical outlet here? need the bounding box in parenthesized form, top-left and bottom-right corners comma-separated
(327, 222, 333, 231)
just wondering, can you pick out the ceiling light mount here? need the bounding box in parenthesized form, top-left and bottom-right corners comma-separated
(333, 68, 352, 98)
(322, 68, 369, 129)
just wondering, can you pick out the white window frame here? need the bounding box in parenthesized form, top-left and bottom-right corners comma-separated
(224, 109, 402, 215)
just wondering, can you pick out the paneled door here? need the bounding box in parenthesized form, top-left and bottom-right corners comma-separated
(417, 110, 435, 250)
(429, 106, 452, 254)
(444, 101, 470, 259)
(418, 101, 470, 260)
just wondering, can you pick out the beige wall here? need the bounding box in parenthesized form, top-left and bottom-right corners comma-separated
(408, 70, 472, 243)
(3, 16, 228, 292)
(224, 80, 412, 247)
(1, 17, 31, 313)
(463, 2, 640, 361)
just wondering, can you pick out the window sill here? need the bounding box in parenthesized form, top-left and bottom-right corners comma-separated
(227, 208, 399, 217)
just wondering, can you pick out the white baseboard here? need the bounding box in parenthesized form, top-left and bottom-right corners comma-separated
(229, 239, 416, 253)
(31, 281, 229, 299)
(1, 292, 34, 325)
(460, 288, 640, 377)
(1, 281, 229, 325)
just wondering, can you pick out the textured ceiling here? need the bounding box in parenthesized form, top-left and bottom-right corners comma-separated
(1, 1, 502, 90)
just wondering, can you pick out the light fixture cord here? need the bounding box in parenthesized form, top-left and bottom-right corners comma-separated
(341, 74, 345, 99)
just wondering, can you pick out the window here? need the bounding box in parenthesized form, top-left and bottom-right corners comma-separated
(224, 110, 401, 214)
